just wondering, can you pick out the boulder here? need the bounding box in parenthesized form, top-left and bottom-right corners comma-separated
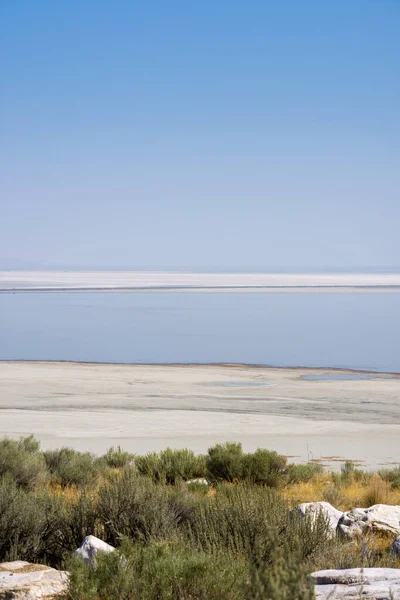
(75, 535, 115, 565)
(0, 561, 68, 599)
(391, 535, 400, 556)
(186, 478, 209, 486)
(296, 502, 342, 536)
(338, 504, 400, 539)
(311, 568, 400, 599)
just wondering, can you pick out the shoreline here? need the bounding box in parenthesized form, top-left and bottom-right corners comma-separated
(1, 359, 400, 376)
(1, 361, 399, 469)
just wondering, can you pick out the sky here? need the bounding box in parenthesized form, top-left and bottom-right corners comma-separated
(1, 0, 399, 270)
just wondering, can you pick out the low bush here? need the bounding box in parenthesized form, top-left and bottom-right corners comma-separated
(244, 539, 316, 600)
(0, 436, 47, 490)
(187, 484, 290, 557)
(286, 463, 323, 485)
(206, 443, 288, 487)
(340, 460, 369, 484)
(102, 446, 134, 469)
(379, 466, 400, 489)
(136, 448, 206, 484)
(44, 447, 103, 487)
(242, 448, 287, 487)
(96, 468, 189, 546)
(1, 435, 398, 599)
(65, 540, 246, 600)
(0, 475, 62, 564)
(206, 442, 244, 482)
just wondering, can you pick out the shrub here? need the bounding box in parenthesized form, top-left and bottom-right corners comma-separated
(136, 448, 206, 485)
(340, 460, 368, 483)
(242, 449, 287, 487)
(286, 463, 323, 485)
(379, 467, 400, 489)
(44, 447, 103, 487)
(0, 475, 62, 564)
(96, 469, 188, 546)
(206, 443, 289, 487)
(103, 446, 134, 469)
(65, 540, 246, 600)
(187, 484, 289, 557)
(322, 486, 346, 508)
(0, 436, 47, 489)
(244, 538, 316, 600)
(206, 442, 244, 482)
(47, 491, 99, 566)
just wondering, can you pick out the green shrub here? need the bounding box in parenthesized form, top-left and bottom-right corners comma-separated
(206, 443, 289, 487)
(0, 475, 61, 564)
(340, 460, 367, 483)
(103, 446, 134, 469)
(187, 484, 289, 557)
(379, 466, 400, 489)
(242, 449, 287, 487)
(136, 448, 206, 484)
(322, 486, 346, 508)
(0, 436, 47, 489)
(245, 538, 316, 600)
(187, 483, 331, 565)
(96, 469, 188, 546)
(286, 463, 323, 485)
(47, 491, 98, 565)
(44, 447, 103, 487)
(206, 442, 244, 482)
(65, 541, 246, 600)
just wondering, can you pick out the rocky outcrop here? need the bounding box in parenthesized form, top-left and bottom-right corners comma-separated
(311, 568, 400, 599)
(337, 504, 400, 539)
(75, 535, 115, 565)
(296, 502, 342, 536)
(0, 561, 68, 599)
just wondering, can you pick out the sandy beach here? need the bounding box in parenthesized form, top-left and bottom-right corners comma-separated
(0, 361, 399, 469)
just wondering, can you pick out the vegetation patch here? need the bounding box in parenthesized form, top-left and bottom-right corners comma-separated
(1, 436, 400, 599)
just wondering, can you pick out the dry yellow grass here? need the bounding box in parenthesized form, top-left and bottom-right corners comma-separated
(281, 473, 331, 505)
(282, 473, 400, 511)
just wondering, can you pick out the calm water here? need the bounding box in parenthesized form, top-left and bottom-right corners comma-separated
(1, 292, 399, 372)
(301, 374, 389, 381)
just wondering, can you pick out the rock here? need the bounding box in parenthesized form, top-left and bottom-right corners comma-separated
(296, 502, 342, 536)
(0, 561, 68, 599)
(338, 504, 400, 539)
(75, 535, 115, 565)
(311, 568, 400, 599)
(391, 535, 400, 556)
(186, 478, 209, 486)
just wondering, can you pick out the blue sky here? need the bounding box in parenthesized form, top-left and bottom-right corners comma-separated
(1, 0, 399, 269)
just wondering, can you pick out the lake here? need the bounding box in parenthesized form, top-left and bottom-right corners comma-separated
(1, 291, 399, 372)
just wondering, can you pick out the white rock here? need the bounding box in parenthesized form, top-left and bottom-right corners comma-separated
(391, 535, 400, 556)
(311, 568, 400, 599)
(338, 504, 400, 539)
(0, 561, 68, 599)
(297, 502, 342, 536)
(75, 535, 115, 565)
(186, 478, 209, 486)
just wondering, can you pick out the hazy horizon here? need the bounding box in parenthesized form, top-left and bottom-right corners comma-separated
(2, 261, 400, 274)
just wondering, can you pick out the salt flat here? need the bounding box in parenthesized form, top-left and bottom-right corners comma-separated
(0, 362, 398, 468)
(1, 271, 400, 292)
